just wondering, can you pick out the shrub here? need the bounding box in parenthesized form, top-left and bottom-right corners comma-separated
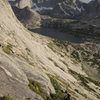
(1, 96, 12, 100)
(49, 76, 66, 100)
(53, 39, 69, 52)
(71, 51, 80, 62)
(49, 76, 61, 91)
(28, 80, 47, 100)
(2, 44, 12, 54)
(29, 77, 76, 100)
(47, 42, 56, 53)
(50, 90, 65, 100)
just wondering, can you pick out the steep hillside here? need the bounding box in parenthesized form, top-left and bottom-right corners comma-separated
(0, 0, 55, 99)
(0, 0, 100, 100)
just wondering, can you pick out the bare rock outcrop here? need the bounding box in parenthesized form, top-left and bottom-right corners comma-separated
(12, 6, 41, 29)
(0, 51, 43, 100)
(18, 0, 34, 9)
(0, 0, 55, 99)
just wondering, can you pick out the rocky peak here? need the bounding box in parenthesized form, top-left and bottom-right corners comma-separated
(10, 0, 34, 8)
(78, 0, 100, 19)
(31, 0, 85, 18)
(52, 0, 85, 18)
(19, 0, 34, 8)
(9, 0, 86, 18)
(89, 0, 100, 4)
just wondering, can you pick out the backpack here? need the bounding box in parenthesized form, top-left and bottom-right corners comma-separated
(67, 93, 72, 98)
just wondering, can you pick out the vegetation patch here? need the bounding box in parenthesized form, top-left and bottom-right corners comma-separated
(68, 69, 96, 92)
(86, 77, 100, 87)
(2, 44, 13, 54)
(28, 76, 76, 100)
(47, 42, 57, 53)
(49, 76, 66, 100)
(1, 96, 13, 100)
(49, 76, 61, 91)
(20, 54, 34, 66)
(71, 51, 80, 62)
(90, 58, 100, 68)
(28, 79, 47, 100)
(53, 39, 69, 52)
(49, 75, 76, 100)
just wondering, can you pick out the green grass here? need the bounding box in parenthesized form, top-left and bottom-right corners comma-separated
(1, 96, 12, 100)
(50, 91, 66, 100)
(49, 76, 61, 91)
(28, 80, 47, 100)
(49, 76, 66, 100)
(2, 44, 12, 54)
(28, 78, 64, 100)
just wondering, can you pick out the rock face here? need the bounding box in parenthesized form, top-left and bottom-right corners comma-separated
(9, 0, 100, 19)
(52, 0, 86, 18)
(12, 6, 41, 29)
(10, 0, 34, 8)
(79, 0, 100, 19)
(32, 0, 86, 18)
(0, 52, 42, 100)
(0, 0, 55, 99)
(9, 0, 86, 18)
(1, 0, 100, 100)
(18, 0, 34, 8)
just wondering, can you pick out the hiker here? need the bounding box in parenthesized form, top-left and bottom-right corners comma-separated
(64, 90, 72, 100)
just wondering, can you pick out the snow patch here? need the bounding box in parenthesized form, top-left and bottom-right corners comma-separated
(74, 4, 82, 12)
(33, 3, 53, 12)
